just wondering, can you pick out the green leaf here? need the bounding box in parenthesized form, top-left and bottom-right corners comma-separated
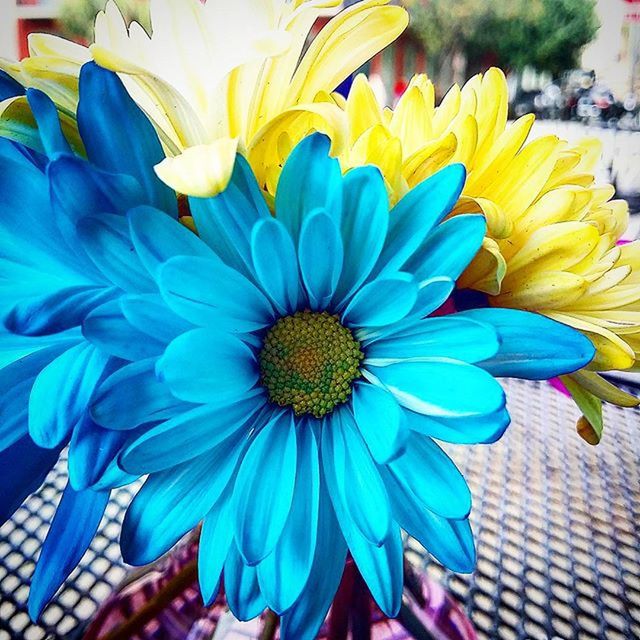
(561, 374, 603, 445)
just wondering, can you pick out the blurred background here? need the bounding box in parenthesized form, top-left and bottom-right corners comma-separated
(0, 2, 639, 640)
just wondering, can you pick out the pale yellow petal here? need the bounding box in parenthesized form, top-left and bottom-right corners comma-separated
(154, 138, 238, 198)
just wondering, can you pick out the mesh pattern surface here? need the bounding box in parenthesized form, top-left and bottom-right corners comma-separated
(1, 380, 639, 640)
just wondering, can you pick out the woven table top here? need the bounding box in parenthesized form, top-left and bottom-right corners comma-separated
(1, 379, 639, 640)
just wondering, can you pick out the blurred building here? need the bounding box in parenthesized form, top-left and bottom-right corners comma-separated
(0, 0, 61, 60)
(582, 0, 640, 98)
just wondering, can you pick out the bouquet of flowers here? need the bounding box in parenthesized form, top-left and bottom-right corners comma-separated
(0, 1, 637, 638)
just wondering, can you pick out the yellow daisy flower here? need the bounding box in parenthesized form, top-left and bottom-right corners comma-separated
(0, 0, 408, 198)
(335, 69, 639, 442)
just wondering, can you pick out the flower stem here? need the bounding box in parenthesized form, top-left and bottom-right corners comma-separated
(100, 558, 198, 640)
(259, 610, 279, 640)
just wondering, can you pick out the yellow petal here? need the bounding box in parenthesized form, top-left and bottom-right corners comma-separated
(478, 136, 561, 218)
(569, 284, 640, 312)
(450, 114, 478, 167)
(432, 84, 461, 137)
(465, 114, 534, 192)
(288, 0, 408, 105)
(454, 196, 512, 239)
(154, 138, 238, 198)
(505, 221, 600, 277)
(389, 85, 432, 157)
(346, 74, 384, 145)
(497, 271, 589, 310)
(474, 68, 508, 156)
(402, 132, 457, 188)
(248, 101, 348, 195)
(458, 237, 506, 295)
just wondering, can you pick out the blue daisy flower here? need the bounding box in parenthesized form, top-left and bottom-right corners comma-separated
(0, 62, 177, 617)
(85, 133, 594, 637)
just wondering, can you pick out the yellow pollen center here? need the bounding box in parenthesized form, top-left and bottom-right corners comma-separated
(259, 311, 364, 418)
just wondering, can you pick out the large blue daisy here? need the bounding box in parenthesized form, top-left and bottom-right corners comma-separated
(84, 133, 594, 637)
(0, 62, 177, 617)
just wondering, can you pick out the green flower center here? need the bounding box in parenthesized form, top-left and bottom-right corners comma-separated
(259, 311, 364, 418)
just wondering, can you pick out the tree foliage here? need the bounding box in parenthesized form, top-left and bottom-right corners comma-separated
(58, 0, 150, 42)
(405, 0, 599, 79)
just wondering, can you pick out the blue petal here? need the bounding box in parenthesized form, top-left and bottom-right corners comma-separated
(365, 359, 505, 418)
(275, 133, 343, 244)
(120, 392, 264, 474)
(159, 256, 273, 331)
(364, 316, 500, 366)
(404, 405, 511, 445)
(28, 484, 109, 620)
(383, 469, 476, 573)
(250, 218, 299, 315)
(68, 416, 131, 490)
(77, 62, 177, 215)
(6, 285, 117, 337)
(0, 154, 65, 259)
(233, 412, 297, 565)
(457, 308, 596, 379)
(76, 214, 155, 292)
(189, 155, 269, 280)
(26, 89, 72, 157)
(386, 432, 471, 519)
(322, 409, 391, 545)
(83, 299, 166, 361)
(334, 166, 389, 306)
(298, 210, 343, 310)
(403, 214, 486, 281)
(412, 276, 456, 318)
(352, 382, 407, 463)
(224, 544, 266, 621)
(29, 342, 110, 448)
(121, 438, 245, 565)
(91, 358, 188, 430)
(0, 434, 61, 525)
(120, 294, 192, 345)
(280, 483, 347, 639)
(372, 164, 466, 278)
(323, 429, 403, 617)
(342, 273, 418, 328)
(49, 154, 145, 226)
(127, 206, 214, 277)
(0, 330, 74, 371)
(157, 329, 259, 404)
(0, 342, 73, 449)
(257, 426, 320, 614)
(91, 456, 139, 492)
(0, 70, 24, 100)
(199, 494, 234, 605)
